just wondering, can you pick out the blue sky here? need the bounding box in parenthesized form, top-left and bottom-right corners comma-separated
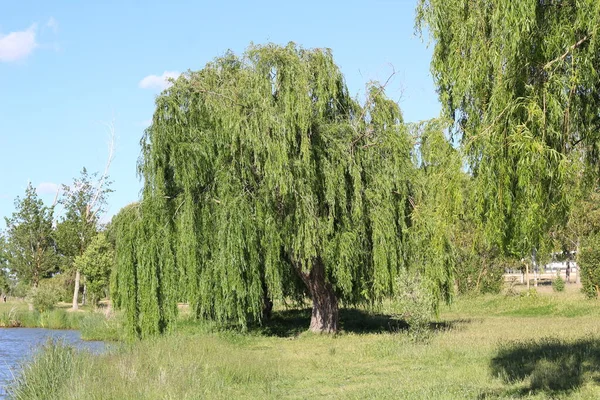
(0, 0, 440, 227)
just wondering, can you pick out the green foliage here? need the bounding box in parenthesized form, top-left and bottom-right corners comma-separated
(392, 272, 435, 341)
(74, 233, 114, 306)
(408, 119, 464, 303)
(28, 280, 61, 312)
(0, 267, 9, 295)
(4, 183, 57, 287)
(54, 168, 112, 308)
(454, 249, 506, 295)
(0, 235, 9, 294)
(11, 280, 30, 298)
(552, 274, 566, 293)
(46, 273, 76, 302)
(417, 0, 600, 259)
(114, 43, 454, 336)
(57, 168, 112, 260)
(578, 232, 600, 298)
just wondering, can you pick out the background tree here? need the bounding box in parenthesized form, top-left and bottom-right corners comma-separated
(408, 119, 506, 296)
(55, 168, 112, 310)
(568, 189, 600, 297)
(114, 43, 454, 336)
(4, 184, 57, 287)
(408, 119, 464, 301)
(0, 236, 10, 295)
(416, 0, 600, 260)
(73, 232, 114, 306)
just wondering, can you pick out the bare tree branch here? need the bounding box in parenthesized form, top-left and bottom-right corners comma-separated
(87, 119, 116, 223)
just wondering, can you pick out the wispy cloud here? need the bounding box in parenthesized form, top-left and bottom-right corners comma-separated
(0, 24, 38, 62)
(46, 17, 59, 33)
(139, 71, 180, 90)
(0, 194, 10, 199)
(37, 182, 60, 195)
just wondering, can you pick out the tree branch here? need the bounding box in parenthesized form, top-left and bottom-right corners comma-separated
(544, 36, 588, 70)
(88, 120, 116, 223)
(351, 65, 397, 146)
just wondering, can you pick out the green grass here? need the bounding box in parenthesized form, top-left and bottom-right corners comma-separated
(0, 300, 124, 340)
(8, 287, 600, 399)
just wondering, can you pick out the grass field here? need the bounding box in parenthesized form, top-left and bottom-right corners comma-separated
(8, 284, 600, 399)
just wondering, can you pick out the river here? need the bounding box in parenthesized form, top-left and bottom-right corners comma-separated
(0, 328, 106, 399)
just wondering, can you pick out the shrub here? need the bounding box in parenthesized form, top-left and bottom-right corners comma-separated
(578, 233, 600, 299)
(12, 280, 29, 299)
(454, 249, 506, 295)
(28, 281, 61, 313)
(392, 272, 435, 341)
(552, 274, 565, 292)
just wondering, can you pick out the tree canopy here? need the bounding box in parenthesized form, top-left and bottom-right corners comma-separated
(55, 168, 112, 309)
(74, 232, 114, 306)
(4, 184, 57, 287)
(417, 0, 600, 258)
(113, 43, 455, 336)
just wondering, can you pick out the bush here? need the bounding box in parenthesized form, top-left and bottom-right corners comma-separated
(454, 249, 506, 295)
(578, 233, 600, 299)
(552, 274, 565, 292)
(47, 273, 75, 303)
(12, 280, 29, 299)
(392, 272, 435, 341)
(28, 281, 61, 313)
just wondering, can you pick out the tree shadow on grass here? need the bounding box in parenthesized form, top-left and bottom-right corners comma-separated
(488, 337, 600, 397)
(255, 307, 471, 338)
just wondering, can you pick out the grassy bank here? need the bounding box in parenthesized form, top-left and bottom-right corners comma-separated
(8, 286, 600, 399)
(0, 300, 124, 341)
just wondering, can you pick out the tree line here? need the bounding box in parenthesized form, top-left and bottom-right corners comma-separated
(0, 169, 113, 310)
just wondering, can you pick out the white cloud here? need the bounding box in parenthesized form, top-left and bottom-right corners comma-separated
(37, 182, 60, 195)
(139, 71, 180, 90)
(0, 24, 37, 62)
(46, 17, 59, 33)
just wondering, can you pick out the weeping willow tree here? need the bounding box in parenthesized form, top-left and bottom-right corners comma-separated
(113, 43, 454, 336)
(417, 0, 600, 258)
(409, 119, 465, 302)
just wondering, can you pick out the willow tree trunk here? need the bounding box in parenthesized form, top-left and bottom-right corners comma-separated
(72, 269, 80, 310)
(295, 257, 339, 333)
(261, 278, 273, 321)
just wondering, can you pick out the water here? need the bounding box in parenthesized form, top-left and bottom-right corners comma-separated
(0, 328, 106, 398)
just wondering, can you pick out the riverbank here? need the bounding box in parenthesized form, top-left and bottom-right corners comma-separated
(0, 301, 124, 341)
(8, 287, 600, 399)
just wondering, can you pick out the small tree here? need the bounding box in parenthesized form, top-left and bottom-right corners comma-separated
(28, 280, 61, 312)
(55, 167, 112, 310)
(4, 184, 57, 287)
(74, 233, 114, 306)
